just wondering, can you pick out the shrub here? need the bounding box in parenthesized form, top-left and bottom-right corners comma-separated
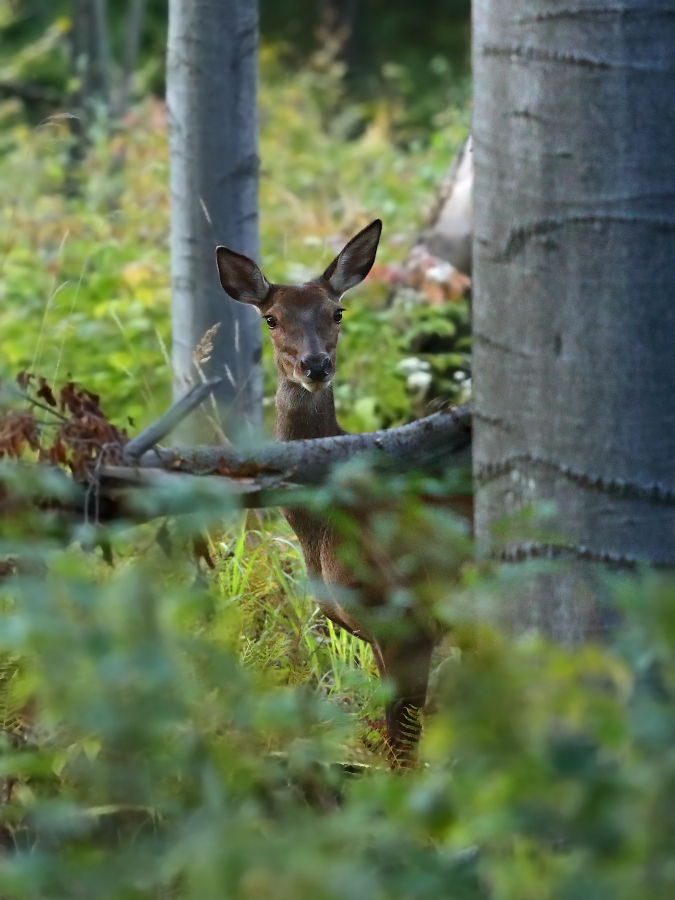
(1, 457, 675, 899)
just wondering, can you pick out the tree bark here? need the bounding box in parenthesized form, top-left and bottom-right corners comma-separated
(91, 0, 112, 106)
(385, 135, 472, 309)
(472, 1, 675, 641)
(167, 0, 263, 444)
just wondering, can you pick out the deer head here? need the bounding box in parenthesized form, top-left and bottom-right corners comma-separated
(216, 220, 382, 393)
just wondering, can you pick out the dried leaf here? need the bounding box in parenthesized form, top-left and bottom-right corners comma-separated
(36, 377, 57, 408)
(16, 371, 33, 391)
(0, 410, 40, 459)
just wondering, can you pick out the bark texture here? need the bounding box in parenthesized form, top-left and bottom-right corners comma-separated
(167, 0, 262, 442)
(472, 1, 675, 640)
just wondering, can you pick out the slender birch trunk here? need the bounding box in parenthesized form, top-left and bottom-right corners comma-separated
(167, 0, 262, 443)
(70, 0, 112, 111)
(472, 1, 675, 640)
(117, 0, 147, 118)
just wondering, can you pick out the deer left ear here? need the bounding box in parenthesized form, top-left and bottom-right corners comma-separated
(322, 219, 382, 295)
(216, 246, 270, 306)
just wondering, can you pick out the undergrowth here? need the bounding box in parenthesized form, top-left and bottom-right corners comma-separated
(3, 455, 675, 898)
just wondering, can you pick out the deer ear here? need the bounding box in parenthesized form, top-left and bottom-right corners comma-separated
(322, 219, 382, 295)
(216, 246, 270, 306)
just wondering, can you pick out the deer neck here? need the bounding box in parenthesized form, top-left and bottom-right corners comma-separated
(274, 378, 343, 442)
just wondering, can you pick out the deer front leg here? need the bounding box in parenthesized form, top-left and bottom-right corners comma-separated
(375, 633, 436, 766)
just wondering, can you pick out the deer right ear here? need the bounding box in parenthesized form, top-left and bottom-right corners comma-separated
(216, 246, 270, 306)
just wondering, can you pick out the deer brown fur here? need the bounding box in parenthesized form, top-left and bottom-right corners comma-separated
(216, 221, 436, 761)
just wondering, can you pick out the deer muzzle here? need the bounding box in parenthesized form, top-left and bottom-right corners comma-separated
(300, 354, 333, 385)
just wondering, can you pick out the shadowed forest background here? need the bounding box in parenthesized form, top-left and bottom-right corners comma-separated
(2, 2, 675, 898)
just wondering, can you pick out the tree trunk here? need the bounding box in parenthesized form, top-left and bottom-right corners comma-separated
(117, 0, 147, 118)
(67, 0, 112, 194)
(472, 1, 675, 641)
(91, 0, 112, 106)
(71, 0, 112, 112)
(167, 0, 263, 444)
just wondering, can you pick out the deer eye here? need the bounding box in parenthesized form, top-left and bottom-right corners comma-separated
(334, 309, 344, 324)
(264, 315, 277, 329)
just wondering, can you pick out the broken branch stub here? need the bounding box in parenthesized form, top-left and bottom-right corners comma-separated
(123, 378, 224, 461)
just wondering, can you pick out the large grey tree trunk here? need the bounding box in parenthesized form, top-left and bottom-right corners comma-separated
(167, 0, 262, 443)
(472, 1, 675, 640)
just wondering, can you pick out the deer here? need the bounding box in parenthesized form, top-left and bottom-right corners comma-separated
(215, 220, 437, 762)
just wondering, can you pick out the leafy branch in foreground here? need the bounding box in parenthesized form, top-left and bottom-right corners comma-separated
(0, 371, 472, 528)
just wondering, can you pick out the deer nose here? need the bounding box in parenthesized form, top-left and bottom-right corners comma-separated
(301, 355, 332, 383)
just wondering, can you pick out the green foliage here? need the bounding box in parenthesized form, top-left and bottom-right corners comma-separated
(0, 0, 469, 137)
(0, 43, 469, 436)
(2, 462, 675, 898)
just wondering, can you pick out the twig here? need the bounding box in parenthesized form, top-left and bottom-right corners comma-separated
(21, 393, 70, 423)
(123, 378, 224, 461)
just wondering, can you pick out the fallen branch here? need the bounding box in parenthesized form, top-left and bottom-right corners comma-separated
(85, 403, 471, 521)
(129, 402, 473, 488)
(2, 367, 472, 529)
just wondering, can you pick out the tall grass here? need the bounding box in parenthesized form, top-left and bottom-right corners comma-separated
(212, 513, 380, 734)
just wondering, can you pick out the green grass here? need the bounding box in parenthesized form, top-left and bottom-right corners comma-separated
(209, 512, 382, 754)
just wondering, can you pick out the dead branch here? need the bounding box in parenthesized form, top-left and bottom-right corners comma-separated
(1, 366, 472, 530)
(129, 402, 472, 487)
(90, 402, 471, 520)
